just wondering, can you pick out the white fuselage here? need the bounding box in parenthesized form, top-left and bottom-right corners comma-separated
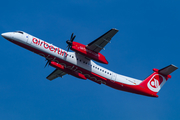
(2, 31, 142, 90)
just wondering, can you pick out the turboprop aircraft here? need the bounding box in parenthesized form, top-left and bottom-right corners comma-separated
(1, 28, 178, 97)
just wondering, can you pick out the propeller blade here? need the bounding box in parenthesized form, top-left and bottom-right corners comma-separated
(66, 44, 71, 51)
(71, 35, 76, 42)
(66, 45, 69, 49)
(44, 59, 50, 68)
(44, 62, 48, 68)
(67, 46, 70, 51)
(70, 33, 74, 40)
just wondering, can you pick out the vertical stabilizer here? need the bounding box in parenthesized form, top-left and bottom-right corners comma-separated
(139, 65, 178, 96)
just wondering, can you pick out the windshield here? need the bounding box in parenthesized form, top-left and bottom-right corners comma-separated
(15, 31, 24, 34)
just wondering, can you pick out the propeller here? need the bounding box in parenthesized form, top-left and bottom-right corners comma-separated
(44, 59, 51, 68)
(66, 33, 76, 51)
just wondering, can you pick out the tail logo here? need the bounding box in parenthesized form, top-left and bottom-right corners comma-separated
(147, 74, 166, 92)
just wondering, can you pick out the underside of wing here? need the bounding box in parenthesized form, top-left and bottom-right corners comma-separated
(86, 28, 118, 53)
(46, 69, 66, 81)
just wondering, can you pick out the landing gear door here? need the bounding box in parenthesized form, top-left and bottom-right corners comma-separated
(111, 73, 117, 81)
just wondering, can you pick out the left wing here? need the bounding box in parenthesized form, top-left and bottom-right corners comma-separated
(46, 69, 66, 81)
(86, 28, 118, 53)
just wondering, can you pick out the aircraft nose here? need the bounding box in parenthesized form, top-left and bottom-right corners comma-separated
(1, 32, 12, 39)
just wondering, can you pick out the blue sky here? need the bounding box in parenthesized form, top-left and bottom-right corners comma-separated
(0, 0, 180, 120)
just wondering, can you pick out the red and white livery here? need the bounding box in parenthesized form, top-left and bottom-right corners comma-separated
(1, 29, 178, 97)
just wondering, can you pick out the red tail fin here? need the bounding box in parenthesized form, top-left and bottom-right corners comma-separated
(140, 65, 178, 96)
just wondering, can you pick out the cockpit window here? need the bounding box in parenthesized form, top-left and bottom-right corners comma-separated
(15, 31, 24, 34)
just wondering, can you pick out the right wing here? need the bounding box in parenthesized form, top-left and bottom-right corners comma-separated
(46, 69, 67, 81)
(86, 28, 118, 53)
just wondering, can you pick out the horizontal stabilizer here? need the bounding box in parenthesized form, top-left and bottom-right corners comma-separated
(159, 64, 178, 76)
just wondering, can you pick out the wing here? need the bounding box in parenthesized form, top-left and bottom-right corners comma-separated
(46, 69, 67, 81)
(86, 28, 118, 53)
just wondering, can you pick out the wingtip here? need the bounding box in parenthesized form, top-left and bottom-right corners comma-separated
(171, 64, 178, 69)
(112, 28, 119, 31)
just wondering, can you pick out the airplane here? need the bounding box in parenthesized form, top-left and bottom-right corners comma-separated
(1, 28, 178, 97)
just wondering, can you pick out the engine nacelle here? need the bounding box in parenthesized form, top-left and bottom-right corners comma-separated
(71, 42, 108, 64)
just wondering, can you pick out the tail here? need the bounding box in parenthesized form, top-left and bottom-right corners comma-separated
(139, 65, 178, 97)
